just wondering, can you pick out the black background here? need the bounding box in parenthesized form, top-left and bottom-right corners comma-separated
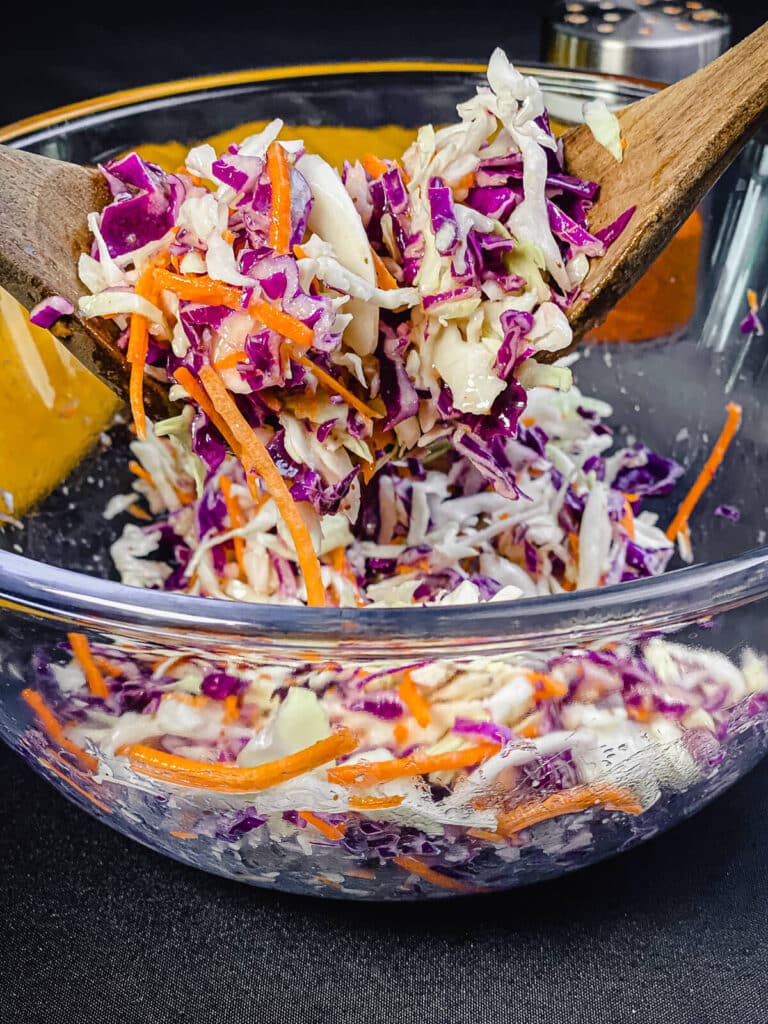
(1, 4, 766, 1021)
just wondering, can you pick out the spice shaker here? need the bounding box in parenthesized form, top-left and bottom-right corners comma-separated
(542, 1, 731, 83)
(541, 1, 731, 342)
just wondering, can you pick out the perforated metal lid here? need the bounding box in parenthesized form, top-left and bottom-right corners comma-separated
(542, 1, 731, 83)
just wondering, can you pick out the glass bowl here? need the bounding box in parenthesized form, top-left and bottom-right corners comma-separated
(1, 62, 767, 900)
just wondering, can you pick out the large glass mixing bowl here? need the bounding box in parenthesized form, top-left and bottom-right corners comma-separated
(0, 63, 766, 900)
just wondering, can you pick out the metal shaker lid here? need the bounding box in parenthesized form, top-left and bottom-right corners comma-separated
(542, 1, 731, 83)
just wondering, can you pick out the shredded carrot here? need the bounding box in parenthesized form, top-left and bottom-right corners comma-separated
(393, 722, 410, 748)
(169, 830, 198, 839)
(620, 496, 636, 539)
(665, 402, 742, 541)
(153, 267, 243, 308)
(222, 229, 236, 245)
(222, 694, 240, 723)
(93, 655, 125, 679)
(328, 742, 500, 788)
(349, 794, 405, 811)
(197, 366, 326, 606)
(127, 503, 152, 521)
(266, 141, 292, 254)
(249, 298, 314, 348)
(370, 247, 399, 290)
(521, 416, 535, 427)
(747, 288, 759, 313)
(294, 353, 381, 421)
(298, 810, 346, 840)
(525, 670, 568, 702)
(21, 689, 99, 773)
(125, 727, 356, 792)
(346, 867, 377, 880)
(393, 855, 482, 894)
(496, 783, 643, 837)
(220, 474, 246, 577)
(38, 757, 112, 814)
(67, 632, 110, 699)
(452, 171, 475, 194)
(516, 722, 540, 739)
(362, 152, 391, 179)
(214, 350, 249, 371)
(467, 828, 505, 843)
(128, 459, 158, 490)
(172, 367, 237, 448)
(127, 315, 149, 440)
(398, 672, 432, 728)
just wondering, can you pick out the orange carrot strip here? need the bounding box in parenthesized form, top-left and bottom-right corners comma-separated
(220, 474, 246, 576)
(497, 783, 643, 837)
(21, 689, 99, 773)
(362, 153, 391, 179)
(393, 722, 410, 748)
(294, 353, 381, 421)
(665, 402, 742, 541)
(328, 742, 500, 787)
(214, 350, 249, 371)
(452, 171, 475, 194)
(68, 632, 110, 699)
(222, 694, 240, 723)
(127, 503, 152, 521)
(153, 267, 244, 308)
(266, 141, 292, 254)
(467, 828, 505, 843)
(38, 757, 112, 814)
(346, 867, 377, 880)
(249, 298, 314, 348)
(371, 247, 399, 290)
(393, 856, 481, 894)
(126, 727, 357, 792)
(526, 670, 569, 702)
(298, 810, 346, 840)
(93, 655, 125, 679)
(398, 672, 431, 728)
(197, 365, 326, 606)
(172, 367, 237, 448)
(620, 496, 636, 540)
(127, 317, 149, 440)
(169, 830, 198, 839)
(349, 794, 405, 811)
(128, 459, 158, 490)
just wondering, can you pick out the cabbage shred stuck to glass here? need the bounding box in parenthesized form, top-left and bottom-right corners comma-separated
(22, 52, 763, 898)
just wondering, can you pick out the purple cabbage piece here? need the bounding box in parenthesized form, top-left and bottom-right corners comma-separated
(453, 717, 512, 745)
(427, 179, 460, 255)
(201, 672, 244, 699)
(29, 295, 74, 328)
(547, 200, 604, 258)
(225, 809, 267, 839)
(192, 409, 227, 474)
(611, 443, 684, 497)
(98, 154, 175, 258)
(211, 153, 264, 193)
(267, 430, 358, 516)
(494, 310, 534, 379)
(347, 696, 404, 720)
(625, 541, 675, 578)
(240, 330, 285, 391)
(378, 325, 419, 430)
(714, 504, 741, 522)
(466, 185, 521, 220)
(594, 206, 636, 248)
(289, 168, 313, 248)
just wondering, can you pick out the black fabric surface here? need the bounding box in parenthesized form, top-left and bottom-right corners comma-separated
(2, 4, 767, 1022)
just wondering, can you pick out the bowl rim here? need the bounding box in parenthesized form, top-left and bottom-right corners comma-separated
(1, 59, 765, 652)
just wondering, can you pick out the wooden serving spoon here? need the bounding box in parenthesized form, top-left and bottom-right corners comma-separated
(0, 22, 766, 405)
